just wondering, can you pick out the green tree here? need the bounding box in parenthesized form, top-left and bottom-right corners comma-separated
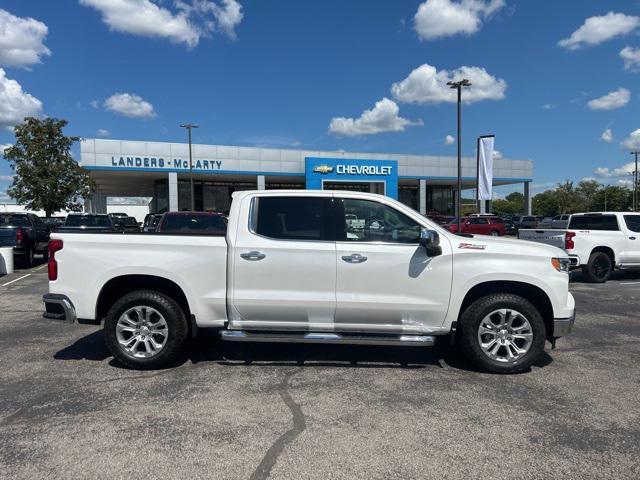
(576, 179, 601, 212)
(532, 190, 560, 217)
(591, 186, 632, 212)
(4, 117, 93, 217)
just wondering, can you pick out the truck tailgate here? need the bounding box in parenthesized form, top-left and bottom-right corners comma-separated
(518, 229, 566, 249)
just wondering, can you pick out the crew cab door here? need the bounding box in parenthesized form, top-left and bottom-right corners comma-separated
(622, 215, 640, 265)
(333, 196, 453, 333)
(228, 195, 337, 330)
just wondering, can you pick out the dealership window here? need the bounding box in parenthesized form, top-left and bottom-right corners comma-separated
(253, 196, 330, 241)
(427, 186, 453, 215)
(340, 198, 420, 244)
(399, 185, 418, 210)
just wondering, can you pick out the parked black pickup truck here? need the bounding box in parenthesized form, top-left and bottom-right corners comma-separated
(0, 213, 50, 266)
(56, 214, 124, 233)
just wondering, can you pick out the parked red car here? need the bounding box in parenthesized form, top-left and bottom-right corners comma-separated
(446, 216, 506, 236)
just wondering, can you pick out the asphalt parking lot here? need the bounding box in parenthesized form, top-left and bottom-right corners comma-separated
(1, 260, 640, 479)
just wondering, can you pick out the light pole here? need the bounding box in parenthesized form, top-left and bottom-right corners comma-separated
(180, 123, 199, 211)
(447, 79, 472, 233)
(632, 151, 639, 212)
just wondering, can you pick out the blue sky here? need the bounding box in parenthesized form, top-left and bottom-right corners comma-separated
(1, 0, 639, 201)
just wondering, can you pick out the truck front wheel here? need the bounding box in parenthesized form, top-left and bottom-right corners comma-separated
(104, 290, 189, 369)
(582, 251, 612, 283)
(458, 293, 545, 374)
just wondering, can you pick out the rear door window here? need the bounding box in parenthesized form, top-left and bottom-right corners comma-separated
(623, 215, 640, 233)
(569, 215, 619, 231)
(253, 196, 331, 241)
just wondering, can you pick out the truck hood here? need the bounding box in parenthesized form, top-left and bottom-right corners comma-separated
(446, 233, 567, 258)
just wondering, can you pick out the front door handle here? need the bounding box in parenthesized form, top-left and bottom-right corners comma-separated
(342, 253, 367, 264)
(240, 251, 266, 261)
(630, 237, 637, 240)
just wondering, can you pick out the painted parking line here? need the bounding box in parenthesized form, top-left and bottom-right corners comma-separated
(2, 274, 31, 287)
(620, 282, 640, 285)
(32, 264, 47, 272)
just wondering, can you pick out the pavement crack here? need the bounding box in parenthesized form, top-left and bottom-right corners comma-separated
(250, 369, 306, 480)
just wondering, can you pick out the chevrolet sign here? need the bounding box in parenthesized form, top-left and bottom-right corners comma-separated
(313, 165, 334, 174)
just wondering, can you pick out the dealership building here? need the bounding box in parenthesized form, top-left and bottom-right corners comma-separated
(80, 139, 533, 215)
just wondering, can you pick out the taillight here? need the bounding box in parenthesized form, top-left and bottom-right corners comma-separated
(565, 231, 576, 250)
(15, 227, 24, 244)
(48, 239, 63, 281)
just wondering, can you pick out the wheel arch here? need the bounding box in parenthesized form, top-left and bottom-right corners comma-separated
(458, 280, 554, 338)
(590, 246, 615, 265)
(96, 274, 191, 325)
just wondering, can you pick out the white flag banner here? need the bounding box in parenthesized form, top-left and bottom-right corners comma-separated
(478, 136, 494, 201)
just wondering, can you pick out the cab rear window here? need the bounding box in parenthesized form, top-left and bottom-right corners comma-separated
(568, 215, 619, 231)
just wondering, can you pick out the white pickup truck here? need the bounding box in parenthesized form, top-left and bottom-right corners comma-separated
(43, 190, 575, 374)
(518, 212, 640, 283)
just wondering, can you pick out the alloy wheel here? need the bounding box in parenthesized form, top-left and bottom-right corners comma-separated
(116, 306, 169, 358)
(477, 308, 533, 363)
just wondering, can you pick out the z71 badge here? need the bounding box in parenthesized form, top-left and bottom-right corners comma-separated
(458, 243, 486, 250)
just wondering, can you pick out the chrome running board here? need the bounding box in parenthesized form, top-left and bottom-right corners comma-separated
(220, 330, 435, 347)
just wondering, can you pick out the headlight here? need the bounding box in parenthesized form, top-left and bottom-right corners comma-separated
(551, 257, 570, 273)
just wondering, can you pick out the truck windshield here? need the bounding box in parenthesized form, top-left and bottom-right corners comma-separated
(0, 214, 30, 227)
(569, 215, 619, 231)
(65, 215, 111, 227)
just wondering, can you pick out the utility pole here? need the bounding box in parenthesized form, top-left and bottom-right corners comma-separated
(632, 151, 639, 212)
(447, 79, 472, 233)
(180, 123, 199, 211)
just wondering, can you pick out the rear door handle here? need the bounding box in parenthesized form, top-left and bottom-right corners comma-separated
(240, 251, 266, 261)
(342, 253, 367, 264)
(630, 237, 637, 240)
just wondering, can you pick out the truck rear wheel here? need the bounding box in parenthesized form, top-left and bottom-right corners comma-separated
(458, 293, 545, 374)
(582, 251, 612, 283)
(104, 290, 188, 369)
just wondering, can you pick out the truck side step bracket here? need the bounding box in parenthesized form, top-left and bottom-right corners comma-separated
(220, 330, 436, 347)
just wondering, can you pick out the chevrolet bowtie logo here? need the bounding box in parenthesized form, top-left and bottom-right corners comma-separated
(313, 164, 334, 174)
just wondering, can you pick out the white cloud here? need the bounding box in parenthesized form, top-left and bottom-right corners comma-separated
(89, 99, 99, 109)
(413, 0, 505, 41)
(181, 0, 243, 39)
(328, 97, 422, 137)
(492, 149, 502, 160)
(104, 92, 156, 118)
(620, 46, 640, 72)
(0, 68, 42, 129)
(595, 162, 636, 178)
(559, 12, 640, 50)
(445, 134, 455, 145)
(97, 128, 111, 136)
(601, 128, 613, 143)
(587, 88, 630, 110)
(622, 128, 640, 150)
(0, 9, 50, 69)
(0, 143, 12, 155)
(79, 0, 243, 48)
(618, 178, 634, 188)
(0, 174, 13, 180)
(391, 63, 506, 104)
(542, 103, 556, 110)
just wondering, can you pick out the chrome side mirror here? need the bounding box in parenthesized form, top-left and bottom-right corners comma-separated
(419, 228, 442, 257)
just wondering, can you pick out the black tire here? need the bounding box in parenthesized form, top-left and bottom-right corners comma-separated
(458, 293, 546, 374)
(104, 290, 189, 370)
(42, 246, 49, 261)
(582, 251, 612, 283)
(490, 230, 500, 237)
(23, 246, 34, 268)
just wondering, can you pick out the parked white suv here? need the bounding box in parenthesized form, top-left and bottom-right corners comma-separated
(43, 190, 575, 373)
